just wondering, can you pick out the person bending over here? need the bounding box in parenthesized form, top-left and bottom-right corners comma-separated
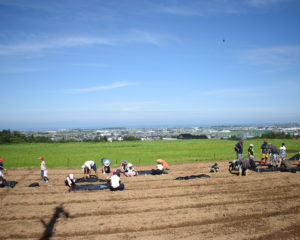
(65, 174, 76, 188)
(151, 162, 164, 175)
(81, 160, 98, 179)
(101, 158, 111, 174)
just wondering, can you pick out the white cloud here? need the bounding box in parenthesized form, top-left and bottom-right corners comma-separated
(66, 81, 134, 93)
(158, 1, 241, 16)
(0, 30, 167, 56)
(242, 45, 300, 67)
(157, 0, 289, 16)
(126, 29, 167, 46)
(0, 36, 113, 55)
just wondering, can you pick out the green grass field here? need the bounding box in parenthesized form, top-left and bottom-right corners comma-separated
(1, 139, 299, 168)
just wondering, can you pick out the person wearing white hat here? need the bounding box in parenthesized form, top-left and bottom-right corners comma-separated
(81, 160, 98, 179)
(101, 158, 111, 174)
(248, 144, 254, 161)
(124, 163, 138, 177)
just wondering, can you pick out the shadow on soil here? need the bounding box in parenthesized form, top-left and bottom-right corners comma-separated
(40, 204, 70, 240)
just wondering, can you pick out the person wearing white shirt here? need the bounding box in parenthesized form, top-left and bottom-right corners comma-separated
(65, 173, 76, 188)
(151, 163, 164, 175)
(109, 170, 124, 191)
(278, 143, 287, 168)
(81, 160, 98, 179)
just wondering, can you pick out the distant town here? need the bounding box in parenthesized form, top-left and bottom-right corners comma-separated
(21, 124, 300, 142)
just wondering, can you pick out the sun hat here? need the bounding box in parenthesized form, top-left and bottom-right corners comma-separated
(103, 159, 110, 167)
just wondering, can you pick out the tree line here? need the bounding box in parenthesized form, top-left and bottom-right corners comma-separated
(229, 131, 296, 140)
(0, 129, 297, 144)
(0, 129, 141, 144)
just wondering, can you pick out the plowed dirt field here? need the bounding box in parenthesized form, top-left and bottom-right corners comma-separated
(1, 161, 300, 240)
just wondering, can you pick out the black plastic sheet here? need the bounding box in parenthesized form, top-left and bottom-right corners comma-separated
(28, 182, 40, 187)
(254, 167, 300, 173)
(175, 174, 210, 180)
(75, 178, 107, 183)
(69, 183, 110, 191)
(137, 170, 168, 175)
(0, 181, 18, 188)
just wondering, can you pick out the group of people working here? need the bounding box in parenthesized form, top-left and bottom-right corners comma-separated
(64, 158, 169, 191)
(1, 140, 296, 190)
(234, 140, 290, 176)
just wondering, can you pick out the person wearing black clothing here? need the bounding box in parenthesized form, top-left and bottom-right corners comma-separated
(234, 140, 243, 161)
(269, 143, 279, 167)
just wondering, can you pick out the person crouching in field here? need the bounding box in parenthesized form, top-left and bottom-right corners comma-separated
(108, 170, 124, 191)
(81, 160, 98, 179)
(124, 163, 138, 177)
(209, 163, 219, 173)
(151, 162, 165, 175)
(269, 143, 279, 167)
(65, 174, 76, 188)
(0, 158, 7, 184)
(238, 158, 257, 176)
(119, 160, 128, 173)
(39, 156, 49, 183)
(156, 159, 169, 170)
(101, 158, 111, 174)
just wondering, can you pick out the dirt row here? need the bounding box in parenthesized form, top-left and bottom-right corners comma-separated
(1, 161, 300, 240)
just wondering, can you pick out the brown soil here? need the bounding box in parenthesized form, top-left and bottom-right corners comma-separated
(1, 161, 300, 240)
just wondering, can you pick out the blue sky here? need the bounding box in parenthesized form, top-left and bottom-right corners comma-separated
(0, 0, 300, 130)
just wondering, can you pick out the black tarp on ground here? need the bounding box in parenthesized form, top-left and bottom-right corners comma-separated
(29, 182, 40, 187)
(0, 181, 18, 188)
(137, 170, 168, 175)
(175, 174, 210, 180)
(254, 166, 300, 173)
(289, 153, 300, 161)
(69, 183, 110, 191)
(75, 177, 107, 183)
(253, 168, 281, 173)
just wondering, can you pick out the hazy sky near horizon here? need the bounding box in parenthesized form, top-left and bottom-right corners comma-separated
(1, 0, 300, 129)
